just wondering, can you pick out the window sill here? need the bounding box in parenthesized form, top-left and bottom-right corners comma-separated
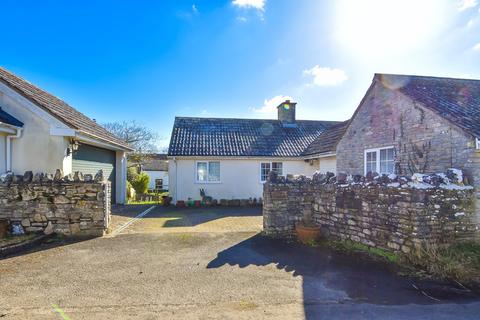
(194, 181, 222, 184)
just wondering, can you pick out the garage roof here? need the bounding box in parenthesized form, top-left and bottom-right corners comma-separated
(0, 67, 132, 150)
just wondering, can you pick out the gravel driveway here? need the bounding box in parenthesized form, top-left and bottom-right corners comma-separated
(0, 206, 479, 319)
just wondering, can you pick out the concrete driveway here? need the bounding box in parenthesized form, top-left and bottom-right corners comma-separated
(1, 206, 479, 319)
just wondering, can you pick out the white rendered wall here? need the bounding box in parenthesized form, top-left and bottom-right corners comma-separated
(318, 156, 337, 174)
(0, 133, 6, 173)
(0, 91, 69, 175)
(144, 170, 169, 190)
(169, 158, 318, 202)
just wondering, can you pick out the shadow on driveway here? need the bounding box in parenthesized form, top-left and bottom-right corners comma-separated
(207, 234, 480, 319)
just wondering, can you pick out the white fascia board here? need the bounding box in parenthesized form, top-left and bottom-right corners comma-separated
(50, 127, 76, 137)
(167, 155, 304, 161)
(0, 123, 19, 134)
(0, 81, 69, 129)
(476, 137, 480, 150)
(302, 153, 336, 160)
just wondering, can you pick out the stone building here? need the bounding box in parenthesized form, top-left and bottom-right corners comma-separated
(336, 74, 480, 187)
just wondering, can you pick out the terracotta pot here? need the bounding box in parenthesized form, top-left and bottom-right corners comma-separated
(194, 200, 202, 208)
(295, 223, 321, 244)
(176, 200, 186, 208)
(0, 219, 9, 238)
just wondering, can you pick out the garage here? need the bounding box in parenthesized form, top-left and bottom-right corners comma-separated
(73, 143, 116, 203)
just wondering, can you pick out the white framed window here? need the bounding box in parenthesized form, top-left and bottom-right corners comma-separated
(260, 162, 283, 182)
(364, 147, 395, 175)
(196, 161, 220, 183)
(155, 179, 163, 191)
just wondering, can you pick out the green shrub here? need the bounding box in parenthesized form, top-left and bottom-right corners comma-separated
(127, 166, 139, 183)
(131, 172, 150, 195)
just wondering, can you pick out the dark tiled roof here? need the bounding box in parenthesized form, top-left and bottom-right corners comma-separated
(140, 154, 169, 171)
(0, 108, 23, 127)
(377, 74, 480, 137)
(0, 67, 132, 150)
(302, 120, 349, 156)
(168, 117, 340, 157)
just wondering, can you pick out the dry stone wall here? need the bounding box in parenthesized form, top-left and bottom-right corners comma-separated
(263, 171, 479, 253)
(0, 170, 111, 237)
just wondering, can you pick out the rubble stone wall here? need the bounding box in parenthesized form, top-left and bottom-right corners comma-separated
(263, 173, 478, 253)
(0, 170, 111, 237)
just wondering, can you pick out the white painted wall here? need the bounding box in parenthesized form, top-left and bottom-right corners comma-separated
(169, 158, 318, 202)
(0, 90, 70, 175)
(0, 133, 6, 172)
(318, 156, 337, 174)
(144, 170, 169, 190)
(115, 150, 127, 204)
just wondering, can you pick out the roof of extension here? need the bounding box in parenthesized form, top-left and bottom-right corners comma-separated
(0, 107, 23, 127)
(302, 120, 349, 156)
(377, 73, 480, 138)
(0, 67, 132, 150)
(140, 154, 169, 171)
(168, 117, 341, 157)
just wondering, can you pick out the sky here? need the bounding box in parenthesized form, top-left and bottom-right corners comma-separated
(1, 0, 480, 150)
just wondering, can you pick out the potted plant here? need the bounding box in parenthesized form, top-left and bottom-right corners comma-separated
(162, 195, 172, 207)
(176, 200, 186, 208)
(194, 200, 202, 208)
(0, 219, 8, 238)
(295, 208, 321, 244)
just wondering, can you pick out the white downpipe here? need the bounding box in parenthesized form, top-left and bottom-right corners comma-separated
(6, 128, 22, 172)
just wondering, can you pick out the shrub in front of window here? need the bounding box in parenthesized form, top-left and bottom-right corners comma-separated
(132, 172, 150, 195)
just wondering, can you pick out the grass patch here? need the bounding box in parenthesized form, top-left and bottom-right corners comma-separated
(403, 241, 480, 284)
(327, 239, 398, 263)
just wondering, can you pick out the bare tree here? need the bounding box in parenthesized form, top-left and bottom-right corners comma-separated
(103, 121, 160, 165)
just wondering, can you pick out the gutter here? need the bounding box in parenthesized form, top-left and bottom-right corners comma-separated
(6, 127, 23, 172)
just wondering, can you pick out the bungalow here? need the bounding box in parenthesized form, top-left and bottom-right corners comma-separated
(138, 153, 169, 191)
(0, 67, 132, 203)
(167, 100, 344, 203)
(336, 74, 480, 190)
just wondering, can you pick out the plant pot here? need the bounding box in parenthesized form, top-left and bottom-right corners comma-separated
(295, 223, 321, 244)
(176, 200, 186, 208)
(162, 196, 171, 207)
(0, 219, 9, 238)
(194, 200, 201, 208)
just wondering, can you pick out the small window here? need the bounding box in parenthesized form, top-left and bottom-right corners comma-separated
(196, 161, 220, 183)
(364, 147, 395, 175)
(260, 162, 283, 182)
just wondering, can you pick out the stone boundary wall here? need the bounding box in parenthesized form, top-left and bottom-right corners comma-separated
(0, 170, 111, 237)
(263, 172, 478, 253)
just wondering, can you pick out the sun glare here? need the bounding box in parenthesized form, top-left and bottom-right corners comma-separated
(335, 0, 449, 59)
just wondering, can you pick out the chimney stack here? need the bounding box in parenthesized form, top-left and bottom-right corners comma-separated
(277, 99, 296, 124)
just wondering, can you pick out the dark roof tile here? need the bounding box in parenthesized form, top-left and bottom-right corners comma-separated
(302, 120, 349, 156)
(0, 108, 23, 127)
(168, 117, 340, 157)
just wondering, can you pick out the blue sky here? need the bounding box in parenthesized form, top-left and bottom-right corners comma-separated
(2, 0, 480, 149)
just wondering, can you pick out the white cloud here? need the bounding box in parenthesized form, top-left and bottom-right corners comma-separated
(458, 0, 478, 11)
(473, 42, 480, 51)
(236, 16, 248, 23)
(232, 0, 266, 11)
(192, 4, 198, 13)
(251, 95, 293, 114)
(303, 66, 348, 87)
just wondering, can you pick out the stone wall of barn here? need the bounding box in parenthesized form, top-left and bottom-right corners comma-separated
(0, 170, 111, 237)
(263, 172, 478, 253)
(336, 80, 478, 180)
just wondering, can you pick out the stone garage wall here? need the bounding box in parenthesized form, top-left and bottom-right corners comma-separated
(263, 172, 478, 253)
(0, 170, 111, 237)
